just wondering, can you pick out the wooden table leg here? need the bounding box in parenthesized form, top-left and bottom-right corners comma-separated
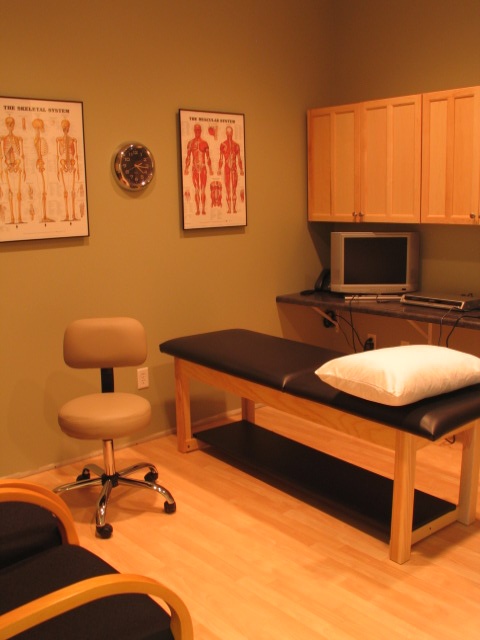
(457, 422, 480, 524)
(390, 431, 417, 564)
(242, 397, 256, 423)
(174, 359, 200, 452)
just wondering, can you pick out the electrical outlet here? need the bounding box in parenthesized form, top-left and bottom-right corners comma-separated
(323, 310, 336, 329)
(137, 367, 149, 389)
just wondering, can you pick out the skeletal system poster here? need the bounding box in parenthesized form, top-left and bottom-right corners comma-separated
(0, 96, 88, 242)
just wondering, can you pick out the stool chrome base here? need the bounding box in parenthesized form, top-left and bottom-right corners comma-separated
(54, 439, 176, 538)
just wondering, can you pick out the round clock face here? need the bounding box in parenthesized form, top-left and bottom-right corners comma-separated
(113, 143, 155, 190)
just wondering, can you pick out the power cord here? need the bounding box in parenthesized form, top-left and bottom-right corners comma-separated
(445, 311, 480, 347)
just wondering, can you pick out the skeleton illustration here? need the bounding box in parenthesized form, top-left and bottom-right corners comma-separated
(32, 118, 53, 223)
(0, 117, 26, 224)
(56, 119, 79, 221)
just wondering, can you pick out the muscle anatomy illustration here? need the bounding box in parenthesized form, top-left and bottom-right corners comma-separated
(218, 126, 244, 214)
(184, 124, 213, 215)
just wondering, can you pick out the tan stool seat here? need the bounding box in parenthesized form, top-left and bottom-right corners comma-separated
(59, 393, 151, 440)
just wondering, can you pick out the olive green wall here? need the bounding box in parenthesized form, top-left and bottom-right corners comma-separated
(0, 0, 332, 476)
(330, 0, 480, 103)
(3, 0, 480, 478)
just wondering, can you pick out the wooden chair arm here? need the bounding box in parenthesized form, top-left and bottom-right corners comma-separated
(0, 480, 62, 502)
(0, 573, 194, 640)
(0, 482, 79, 545)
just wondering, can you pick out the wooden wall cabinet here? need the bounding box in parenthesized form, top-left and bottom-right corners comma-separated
(421, 86, 480, 225)
(307, 95, 422, 223)
(361, 96, 421, 223)
(307, 103, 361, 222)
(308, 86, 480, 225)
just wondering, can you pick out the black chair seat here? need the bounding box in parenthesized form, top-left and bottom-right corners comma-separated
(0, 502, 62, 570)
(0, 545, 174, 639)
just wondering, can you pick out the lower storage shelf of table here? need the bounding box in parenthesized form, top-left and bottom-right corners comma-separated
(195, 420, 456, 538)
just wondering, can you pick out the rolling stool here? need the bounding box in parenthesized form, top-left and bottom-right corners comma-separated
(54, 317, 176, 538)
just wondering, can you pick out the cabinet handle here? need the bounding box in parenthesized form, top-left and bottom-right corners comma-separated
(352, 212, 357, 218)
(358, 212, 364, 219)
(470, 213, 477, 220)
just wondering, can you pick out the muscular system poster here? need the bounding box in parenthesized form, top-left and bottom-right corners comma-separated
(180, 109, 246, 229)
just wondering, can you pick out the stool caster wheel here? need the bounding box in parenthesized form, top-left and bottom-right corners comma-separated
(144, 471, 158, 483)
(164, 501, 176, 514)
(96, 523, 113, 539)
(76, 468, 90, 482)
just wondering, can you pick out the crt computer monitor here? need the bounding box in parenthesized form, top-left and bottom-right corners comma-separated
(330, 231, 420, 295)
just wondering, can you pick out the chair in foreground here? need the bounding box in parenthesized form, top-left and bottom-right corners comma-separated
(54, 317, 176, 538)
(0, 482, 193, 639)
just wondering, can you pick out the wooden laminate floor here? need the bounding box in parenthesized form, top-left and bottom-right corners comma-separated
(23, 407, 480, 639)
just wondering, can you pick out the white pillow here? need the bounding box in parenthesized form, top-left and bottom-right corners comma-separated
(315, 344, 480, 406)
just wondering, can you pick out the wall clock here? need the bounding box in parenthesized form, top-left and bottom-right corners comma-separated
(113, 142, 155, 190)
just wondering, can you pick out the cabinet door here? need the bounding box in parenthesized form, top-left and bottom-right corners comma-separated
(307, 104, 361, 221)
(422, 87, 480, 224)
(361, 95, 421, 222)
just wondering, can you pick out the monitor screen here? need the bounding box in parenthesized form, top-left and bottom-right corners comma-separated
(344, 236, 407, 285)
